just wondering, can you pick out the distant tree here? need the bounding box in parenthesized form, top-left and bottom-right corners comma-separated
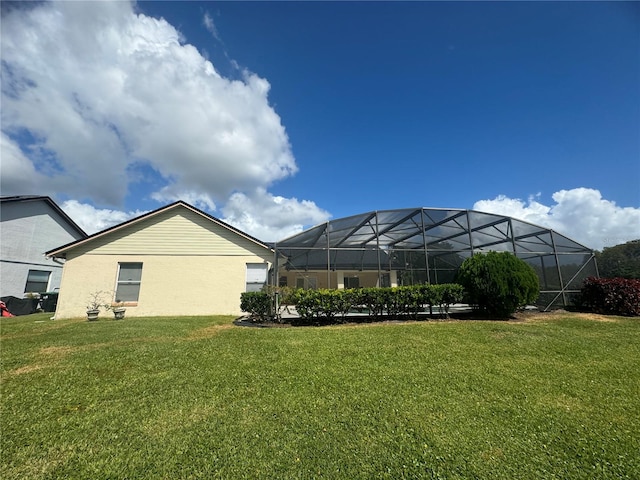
(455, 251, 539, 318)
(596, 240, 640, 279)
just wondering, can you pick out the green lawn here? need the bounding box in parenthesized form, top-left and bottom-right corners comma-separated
(1, 313, 639, 479)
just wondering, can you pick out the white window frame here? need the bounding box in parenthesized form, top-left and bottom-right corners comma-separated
(246, 263, 268, 292)
(24, 269, 51, 293)
(115, 262, 143, 303)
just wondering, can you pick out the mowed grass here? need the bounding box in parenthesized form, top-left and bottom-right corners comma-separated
(1, 312, 639, 479)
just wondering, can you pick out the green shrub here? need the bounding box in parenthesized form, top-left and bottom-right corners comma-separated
(456, 251, 539, 318)
(352, 288, 386, 319)
(434, 283, 466, 317)
(383, 287, 402, 318)
(393, 286, 424, 319)
(240, 291, 273, 322)
(422, 283, 442, 316)
(291, 289, 354, 325)
(289, 284, 466, 323)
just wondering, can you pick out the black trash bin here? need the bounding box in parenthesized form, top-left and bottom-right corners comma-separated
(41, 292, 59, 312)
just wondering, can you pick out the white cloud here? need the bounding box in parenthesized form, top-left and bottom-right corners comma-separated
(151, 187, 217, 212)
(221, 188, 331, 242)
(1, 0, 297, 207)
(0, 132, 53, 195)
(0, 0, 328, 243)
(203, 11, 220, 40)
(60, 192, 329, 241)
(473, 188, 640, 250)
(60, 200, 147, 235)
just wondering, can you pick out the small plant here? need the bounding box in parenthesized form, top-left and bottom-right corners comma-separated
(86, 290, 111, 320)
(111, 299, 126, 320)
(86, 291, 108, 310)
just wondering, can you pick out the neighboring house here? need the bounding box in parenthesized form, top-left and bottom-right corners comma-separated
(46, 201, 274, 319)
(1, 196, 87, 299)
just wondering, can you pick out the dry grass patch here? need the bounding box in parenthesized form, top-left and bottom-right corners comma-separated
(39, 345, 78, 358)
(5, 364, 44, 377)
(187, 323, 234, 340)
(5, 345, 78, 378)
(511, 309, 622, 323)
(142, 404, 219, 439)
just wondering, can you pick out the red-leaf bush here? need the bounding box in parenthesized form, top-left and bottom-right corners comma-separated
(577, 277, 640, 316)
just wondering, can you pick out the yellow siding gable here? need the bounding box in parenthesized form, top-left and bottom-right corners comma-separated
(68, 207, 271, 257)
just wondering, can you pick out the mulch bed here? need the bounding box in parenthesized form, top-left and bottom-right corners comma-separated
(233, 309, 574, 328)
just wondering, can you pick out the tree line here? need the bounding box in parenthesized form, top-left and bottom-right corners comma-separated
(596, 239, 640, 279)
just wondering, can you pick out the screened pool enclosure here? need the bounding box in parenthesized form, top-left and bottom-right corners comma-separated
(273, 208, 598, 311)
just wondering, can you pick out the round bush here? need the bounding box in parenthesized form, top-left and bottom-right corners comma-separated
(456, 251, 539, 318)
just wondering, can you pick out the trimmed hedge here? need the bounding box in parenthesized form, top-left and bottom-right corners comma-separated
(294, 285, 464, 324)
(575, 277, 640, 316)
(291, 288, 352, 323)
(241, 284, 465, 325)
(240, 291, 272, 322)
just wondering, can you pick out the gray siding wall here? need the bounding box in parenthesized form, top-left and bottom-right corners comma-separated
(1, 201, 83, 298)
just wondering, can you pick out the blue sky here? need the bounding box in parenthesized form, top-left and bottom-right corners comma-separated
(2, 1, 639, 249)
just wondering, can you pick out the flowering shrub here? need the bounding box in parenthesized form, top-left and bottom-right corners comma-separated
(577, 277, 640, 316)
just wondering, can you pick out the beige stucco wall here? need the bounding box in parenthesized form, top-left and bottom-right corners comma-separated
(55, 254, 271, 318)
(53, 205, 273, 319)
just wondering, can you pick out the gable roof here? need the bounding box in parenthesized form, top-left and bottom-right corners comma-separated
(45, 200, 272, 259)
(0, 195, 87, 238)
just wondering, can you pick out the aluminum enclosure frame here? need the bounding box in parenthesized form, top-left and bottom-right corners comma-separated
(274, 208, 598, 311)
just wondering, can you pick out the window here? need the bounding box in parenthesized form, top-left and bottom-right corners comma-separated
(25, 270, 50, 293)
(344, 276, 360, 289)
(116, 263, 143, 302)
(246, 263, 267, 292)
